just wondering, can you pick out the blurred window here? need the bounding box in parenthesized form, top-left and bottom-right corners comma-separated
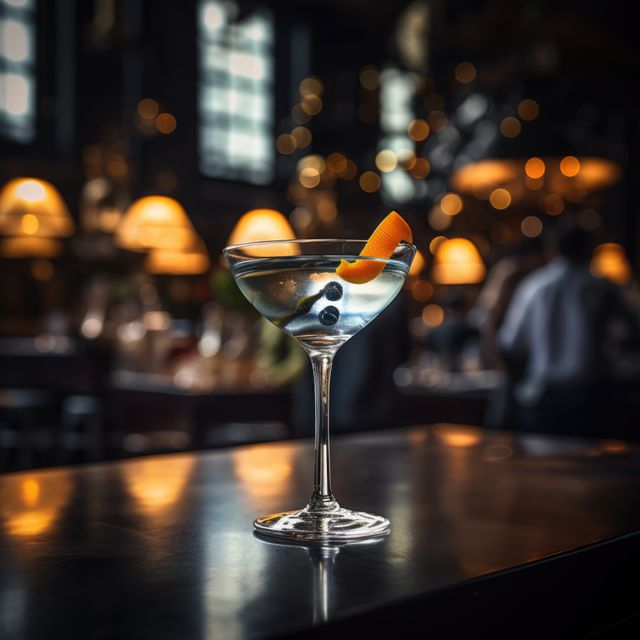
(0, 0, 35, 142)
(379, 68, 417, 203)
(198, 1, 274, 185)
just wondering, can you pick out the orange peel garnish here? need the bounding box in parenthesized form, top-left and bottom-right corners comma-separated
(336, 211, 413, 284)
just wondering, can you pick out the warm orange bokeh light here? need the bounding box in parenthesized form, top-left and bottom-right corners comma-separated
(227, 208, 297, 254)
(116, 196, 196, 252)
(489, 188, 512, 210)
(454, 61, 477, 84)
(440, 193, 463, 216)
(408, 119, 430, 141)
(590, 243, 632, 285)
(0, 177, 75, 239)
(525, 157, 546, 179)
(359, 171, 381, 193)
(560, 155, 581, 177)
(432, 238, 486, 284)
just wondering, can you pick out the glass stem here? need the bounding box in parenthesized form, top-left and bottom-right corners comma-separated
(307, 351, 338, 512)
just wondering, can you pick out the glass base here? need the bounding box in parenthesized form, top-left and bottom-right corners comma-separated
(254, 504, 390, 542)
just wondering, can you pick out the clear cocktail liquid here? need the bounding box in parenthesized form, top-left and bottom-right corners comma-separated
(233, 255, 408, 350)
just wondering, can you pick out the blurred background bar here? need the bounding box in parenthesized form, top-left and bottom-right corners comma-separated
(1, 0, 640, 472)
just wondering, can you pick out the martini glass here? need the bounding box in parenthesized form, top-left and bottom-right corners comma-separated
(224, 239, 415, 541)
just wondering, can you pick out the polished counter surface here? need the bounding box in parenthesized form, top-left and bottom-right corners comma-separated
(1, 424, 640, 639)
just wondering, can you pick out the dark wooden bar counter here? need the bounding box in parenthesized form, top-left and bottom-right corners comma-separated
(1, 424, 640, 639)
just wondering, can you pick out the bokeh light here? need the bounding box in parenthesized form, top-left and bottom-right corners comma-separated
(521, 216, 543, 238)
(359, 171, 381, 193)
(517, 98, 540, 121)
(489, 188, 512, 209)
(525, 157, 545, 179)
(454, 61, 477, 84)
(500, 116, 521, 138)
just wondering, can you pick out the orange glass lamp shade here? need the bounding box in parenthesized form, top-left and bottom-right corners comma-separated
(0, 237, 63, 258)
(116, 196, 197, 252)
(226, 208, 297, 257)
(0, 178, 75, 239)
(590, 243, 632, 285)
(144, 236, 211, 275)
(431, 238, 486, 284)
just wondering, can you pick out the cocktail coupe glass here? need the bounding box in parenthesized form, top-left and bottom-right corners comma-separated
(224, 239, 415, 541)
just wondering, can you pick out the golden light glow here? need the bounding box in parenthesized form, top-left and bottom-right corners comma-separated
(440, 193, 463, 216)
(411, 279, 433, 302)
(517, 98, 540, 121)
(298, 154, 326, 174)
(429, 235, 446, 254)
(433, 423, 483, 448)
(291, 126, 311, 149)
(0, 237, 63, 258)
(227, 209, 296, 253)
(489, 188, 512, 210)
(451, 160, 520, 197)
(155, 113, 177, 134)
(408, 249, 426, 276)
(138, 98, 159, 120)
(409, 157, 430, 179)
(432, 238, 486, 284)
(560, 155, 581, 177)
(525, 157, 545, 179)
(454, 61, 477, 84)
(408, 119, 430, 141)
(521, 216, 543, 238)
(116, 196, 196, 252)
(428, 206, 452, 231)
(21, 212, 39, 234)
(301, 94, 323, 116)
(341, 159, 358, 180)
(422, 304, 444, 327)
(233, 444, 294, 500)
(542, 193, 564, 215)
(359, 66, 380, 90)
(375, 149, 398, 173)
(124, 456, 195, 514)
(590, 243, 632, 285)
(327, 152, 348, 176)
(500, 116, 521, 138)
(299, 76, 324, 97)
(397, 149, 417, 170)
(1, 473, 72, 537)
(291, 104, 311, 124)
(300, 167, 321, 188)
(0, 177, 75, 238)
(276, 133, 296, 155)
(359, 171, 381, 193)
(145, 240, 211, 275)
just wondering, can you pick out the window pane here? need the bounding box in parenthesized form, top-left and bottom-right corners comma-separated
(198, 1, 274, 184)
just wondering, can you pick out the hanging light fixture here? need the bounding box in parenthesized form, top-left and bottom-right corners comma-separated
(431, 238, 486, 284)
(145, 237, 211, 275)
(0, 178, 75, 258)
(226, 208, 297, 257)
(589, 243, 632, 285)
(115, 196, 197, 252)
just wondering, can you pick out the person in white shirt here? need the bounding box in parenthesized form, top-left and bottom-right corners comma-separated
(497, 225, 640, 437)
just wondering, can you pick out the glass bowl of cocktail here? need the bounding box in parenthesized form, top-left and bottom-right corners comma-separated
(223, 212, 415, 541)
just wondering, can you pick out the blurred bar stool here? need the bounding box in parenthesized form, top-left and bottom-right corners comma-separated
(59, 395, 104, 463)
(0, 389, 54, 471)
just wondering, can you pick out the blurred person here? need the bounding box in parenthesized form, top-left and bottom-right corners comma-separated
(292, 293, 411, 436)
(472, 238, 547, 429)
(497, 225, 640, 438)
(473, 238, 547, 370)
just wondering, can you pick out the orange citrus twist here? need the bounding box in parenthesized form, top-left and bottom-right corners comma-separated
(336, 211, 413, 284)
